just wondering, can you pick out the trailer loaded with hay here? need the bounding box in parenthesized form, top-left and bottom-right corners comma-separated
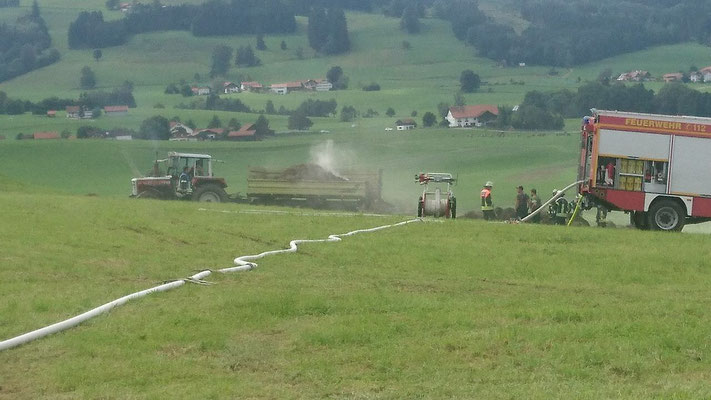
(246, 164, 383, 209)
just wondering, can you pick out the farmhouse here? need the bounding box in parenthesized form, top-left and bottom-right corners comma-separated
(698, 66, 711, 82)
(395, 119, 417, 130)
(226, 124, 257, 141)
(191, 86, 211, 96)
(616, 70, 651, 82)
(270, 81, 303, 95)
(223, 82, 240, 94)
(302, 79, 332, 91)
(194, 128, 224, 140)
(446, 105, 499, 127)
(65, 106, 81, 118)
(169, 121, 194, 138)
(104, 105, 129, 116)
(65, 106, 93, 119)
(33, 132, 60, 140)
(663, 73, 683, 83)
(241, 81, 263, 92)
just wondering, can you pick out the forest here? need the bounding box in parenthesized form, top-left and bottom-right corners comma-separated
(0, 1, 58, 83)
(69, 0, 297, 49)
(451, 0, 711, 66)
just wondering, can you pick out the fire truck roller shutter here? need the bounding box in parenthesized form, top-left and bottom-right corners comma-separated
(598, 129, 670, 160)
(670, 135, 711, 196)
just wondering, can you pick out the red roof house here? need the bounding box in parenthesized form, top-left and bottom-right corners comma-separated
(33, 131, 60, 140)
(226, 124, 257, 140)
(104, 105, 129, 115)
(446, 105, 499, 127)
(240, 81, 263, 92)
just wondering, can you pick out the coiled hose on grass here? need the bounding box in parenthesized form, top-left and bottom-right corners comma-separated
(0, 218, 421, 352)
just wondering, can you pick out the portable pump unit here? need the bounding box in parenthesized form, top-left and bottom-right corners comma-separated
(415, 172, 457, 218)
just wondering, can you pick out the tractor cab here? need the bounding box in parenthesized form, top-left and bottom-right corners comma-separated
(131, 152, 228, 202)
(165, 152, 214, 195)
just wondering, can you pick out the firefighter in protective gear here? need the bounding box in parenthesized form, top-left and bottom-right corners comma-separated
(549, 189, 570, 225)
(481, 181, 494, 221)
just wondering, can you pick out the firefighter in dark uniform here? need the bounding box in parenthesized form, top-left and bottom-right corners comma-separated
(481, 181, 494, 220)
(549, 189, 570, 225)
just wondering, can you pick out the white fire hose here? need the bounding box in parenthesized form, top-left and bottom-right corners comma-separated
(0, 218, 421, 352)
(423, 188, 447, 218)
(520, 180, 584, 223)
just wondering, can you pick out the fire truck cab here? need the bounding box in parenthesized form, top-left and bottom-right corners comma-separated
(578, 109, 711, 231)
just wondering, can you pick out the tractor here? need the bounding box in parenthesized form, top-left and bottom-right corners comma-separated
(415, 172, 456, 218)
(130, 152, 228, 202)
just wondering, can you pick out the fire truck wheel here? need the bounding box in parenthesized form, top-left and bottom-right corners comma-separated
(137, 188, 162, 199)
(648, 200, 685, 231)
(192, 184, 227, 203)
(417, 197, 423, 217)
(630, 211, 649, 230)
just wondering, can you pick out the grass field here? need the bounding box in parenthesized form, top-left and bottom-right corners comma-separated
(1, 191, 711, 398)
(2, 3, 711, 397)
(0, 126, 579, 214)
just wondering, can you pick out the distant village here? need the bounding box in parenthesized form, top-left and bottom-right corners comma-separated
(2, 68, 505, 142)
(617, 65, 711, 83)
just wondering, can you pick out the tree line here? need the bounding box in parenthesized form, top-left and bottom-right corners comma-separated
(0, 1, 58, 83)
(503, 81, 711, 130)
(0, 85, 136, 116)
(442, 0, 711, 67)
(69, 0, 296, 49)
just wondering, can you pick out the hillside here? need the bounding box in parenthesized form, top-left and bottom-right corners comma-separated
(3, 1, 711, 136)
(1, 191, 711, 398)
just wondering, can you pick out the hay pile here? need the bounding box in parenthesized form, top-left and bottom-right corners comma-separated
(280, 164, 346, 181)
(250, 164, 347, 181)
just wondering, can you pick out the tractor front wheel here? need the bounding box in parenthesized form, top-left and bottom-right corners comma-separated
(417, 196, 423, 217)
(450, 197, 456, 219)
(192, 184, 228, 203)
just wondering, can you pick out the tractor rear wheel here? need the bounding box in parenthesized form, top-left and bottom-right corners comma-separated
(450, 197, 456, 219)
(137, 188, 162, 199)
(648, 200, 685, 231)
(192, 184, 227, 203)
(630, 211, 649, 230)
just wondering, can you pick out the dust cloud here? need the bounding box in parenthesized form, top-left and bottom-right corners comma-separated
(309, 140, 354, 180)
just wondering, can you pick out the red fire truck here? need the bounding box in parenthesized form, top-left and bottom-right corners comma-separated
(578, 109, 711, 231)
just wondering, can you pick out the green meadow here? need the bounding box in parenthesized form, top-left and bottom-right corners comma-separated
(1, 192, 711, 398)
(2, 2, 711, 398)
(0, 127, 579, 214)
